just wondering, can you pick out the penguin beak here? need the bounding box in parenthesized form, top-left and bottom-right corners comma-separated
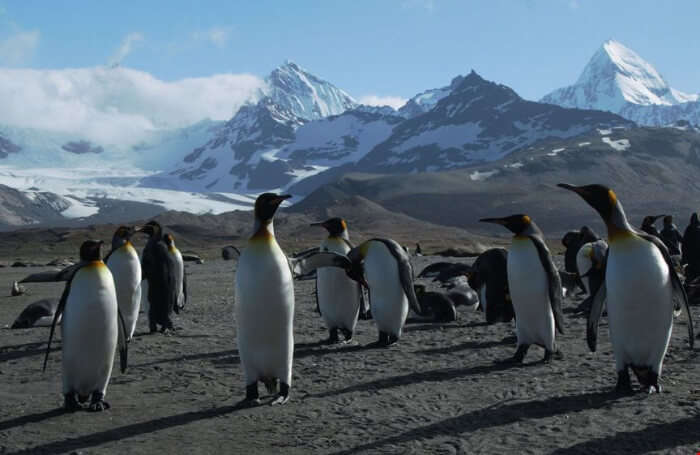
(557, 183, 584, 195)
(479, 217, 508, 226)
(274, 194, 292, 205)
(652, 215, 666, 221)
(310, 221, 326, 227)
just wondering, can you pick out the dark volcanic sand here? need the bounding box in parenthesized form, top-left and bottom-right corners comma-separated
(1, 256, 699, 454)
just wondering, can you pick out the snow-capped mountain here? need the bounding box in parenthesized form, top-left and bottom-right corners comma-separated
(541, 40, 700, 126)
(265, 61, 358, 121)
(355, 71, 632, 173)
(398, 75, 464, 118)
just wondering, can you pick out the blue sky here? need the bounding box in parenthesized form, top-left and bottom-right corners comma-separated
(1, 0, 699, 104)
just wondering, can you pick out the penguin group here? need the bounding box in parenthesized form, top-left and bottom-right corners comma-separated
(12, 184, 699, 414)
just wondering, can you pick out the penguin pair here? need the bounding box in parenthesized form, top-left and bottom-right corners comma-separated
(480, 216, 565, 363)
(44, 240, 128, 412)
(560, 184, 694, 393)
(139, 221, 187, 333)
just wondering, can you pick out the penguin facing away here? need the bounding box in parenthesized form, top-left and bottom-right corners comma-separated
(480, 215, 565, 363)
(575, 240, 608, 295)
(43, 240, 128, 412)
(105, 226, 142, 340)
(310, 217, 362, 344)
(559, 183, 694, 393)
(346, 238, 424, 346)
(235, 193, 295, 406)
(163, 233, 187, 312)
(138, 221, 178, 333)
(467, 248, 514, 324)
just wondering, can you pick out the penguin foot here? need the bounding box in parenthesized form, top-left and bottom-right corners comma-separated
(237, 397, 261, 408)
(543, 349, 564, 364)
(507, 344, 529, 364)
(340, 328, 353, 342)
(271, 383, 290, 406)
(63, 393, 81, 412)
(88, 393, 110, 412)
(326, 328, 340, 344)
(615, 369, 634, 395)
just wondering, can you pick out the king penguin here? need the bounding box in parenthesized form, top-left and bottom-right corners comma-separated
(105, 226, 142, 340)
(235, 193, 294, 406)
(44, 240, 128, 411)
(138, 221, 178, 333)
(559, 183, 694, 393)
(311, 218, 362, 343)
(480, 215, 565, 363)
(163, 233, 187, 312)
(346, 238, 423, 346)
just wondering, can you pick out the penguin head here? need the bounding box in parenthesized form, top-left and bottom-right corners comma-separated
(642, 215, 664, 227)
(136, 220, 162, 238)
(112, 226, 136, 247)
(254, 193, 291, 223)
(414, 284, 426, 295)
(310, 217, 347, 237)
(164, 233, 175, 247)
(558, 183, 619, 222)
(80, 240, 104, 262)
(691, 213, 699, 227)
(663, 215, 673, 226)
(480, 214, 532, 236)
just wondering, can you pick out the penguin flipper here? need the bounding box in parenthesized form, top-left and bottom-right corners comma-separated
(585, 250, 608, 352)
(637, 232, 695, 348)
(20, 263, 80, 283)
(369, 238, 424, 316)
(181, 270, 188, 310)
(288, 251, 351, 278)
(117, 309, 128, 373)
(43, 269, 76, 372)
(528, 234, 565, 334)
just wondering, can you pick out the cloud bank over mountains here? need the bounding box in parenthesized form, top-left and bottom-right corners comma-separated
(0, 66, 265, 145)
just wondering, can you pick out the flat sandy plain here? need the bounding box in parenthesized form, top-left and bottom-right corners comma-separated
(1, 255, 699, 454)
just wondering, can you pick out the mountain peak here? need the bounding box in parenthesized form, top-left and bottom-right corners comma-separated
(542, 40, 699, 122)
(265, 61, 357, 121)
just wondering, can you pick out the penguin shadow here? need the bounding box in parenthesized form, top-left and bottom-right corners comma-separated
(0, 341, 58, 362)
(293, 341, 369, 359)
(0, 403, 247, 454)
(131, 349, 240, 369)
(415, 336, 516, 355)
(327, 390, 625, 455)
(403, 321, 472, 333)
(313, 362, 517, 399)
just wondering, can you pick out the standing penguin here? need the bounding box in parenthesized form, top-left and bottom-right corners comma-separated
(480, 216, 565, 363)
(235, 193, 294, 406)
(105, 226, 142, 340)
(346, 238, 423, 346)
(163, 233, 187, 312)
(575, 240, 608, 295)
(138, 221, 178, 333)
(311, 218, 362, 343)
(640, 215, 664, 238)
(682, 213, 700, 282)
(559, 183, 694, 393)
(467, 248, 514, 324)
(43, 240, 127, 411)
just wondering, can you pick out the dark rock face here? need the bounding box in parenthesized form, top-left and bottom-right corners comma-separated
(0, 135, 21, 158)
(62, 140, 104, 155)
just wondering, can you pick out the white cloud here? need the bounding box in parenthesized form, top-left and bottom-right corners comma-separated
(0, 66, 266, 145)
(359, 95, 407, 110)
(0, 30, 40, 65)
(193, 26, 232, 48)
(108, 32, 144, 67)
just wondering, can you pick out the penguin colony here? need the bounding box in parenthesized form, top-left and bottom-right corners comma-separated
(18, 185, 698, 413)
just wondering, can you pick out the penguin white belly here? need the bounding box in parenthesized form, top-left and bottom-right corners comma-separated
(364, 242, 408, 337)
(172, 249, 185, 308)
(507, 238, 555, 350)
(606, 236, 673, 374)
(576, 246, 593, 294)
(235, 241, 294, 385)
(317, 239, 359, 332)
(107, 246, 142, 339)
(61, 263, 118, 397)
